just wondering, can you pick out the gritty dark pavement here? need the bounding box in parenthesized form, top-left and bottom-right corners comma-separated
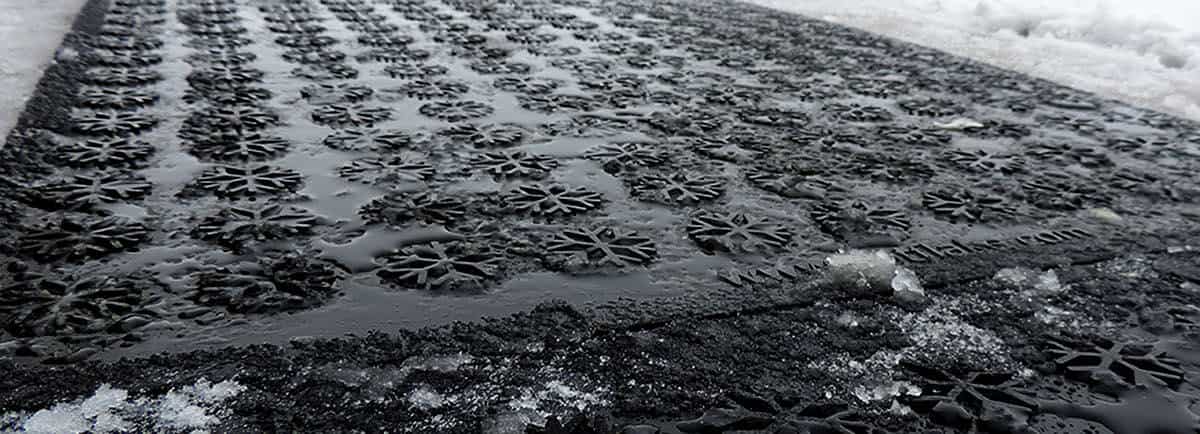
(3, 0, 1200, 432)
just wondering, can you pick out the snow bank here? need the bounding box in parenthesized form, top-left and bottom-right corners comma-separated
(3, 379, 245, 433)
(748, 0, 1200, 121)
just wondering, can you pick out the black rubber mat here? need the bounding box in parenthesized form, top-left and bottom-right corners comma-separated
(3, 0, 1200, 432)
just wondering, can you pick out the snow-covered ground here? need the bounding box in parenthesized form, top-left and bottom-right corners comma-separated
(749, 0, 1200, 121)
(1, 379, 245, 433)
(0, 0, 86, 142)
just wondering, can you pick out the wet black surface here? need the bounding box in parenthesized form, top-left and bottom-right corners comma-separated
(3, 0, 1200, 432)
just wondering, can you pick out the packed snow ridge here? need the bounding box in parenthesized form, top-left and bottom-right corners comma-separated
(750, 0, 1200, 121)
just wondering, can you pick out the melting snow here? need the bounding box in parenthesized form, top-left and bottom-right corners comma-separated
(4, 379, 245, 434)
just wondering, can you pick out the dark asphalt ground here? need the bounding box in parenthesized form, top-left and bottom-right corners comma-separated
(3, 0, 1200, 432)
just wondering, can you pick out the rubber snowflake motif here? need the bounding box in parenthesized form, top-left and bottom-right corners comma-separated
(299, 83, 374, 104)
(323, 128, 420, 152)
(187, 132, 291, 161)
(336, 157, 435, 186)
(396, 79, 470, 100)
(275, 34, 337, 48)
(898, 97, 963, 117)
(943, 149, 1025, 174)
(182, 105, 279, 134)
(60, 137, 154, 168)
(527, 45, 581, 57)
(383, 63, 448, 79)
(281, 48, 347, 65)
(186, 65, 265, 85)
(584, 142, 666, 171)
(19, 216, 149, 262)
(93, 50, 163, 67)
(0, 272, 154, 337)
(376, 242, 502, 291)
(572, 30, 628, 42)
(291, 63, 359, 81)
(627, 172, 725, 205)
(492, 76, 562, 94)
(900, 362, 1038, 431)
(517, 94, 597, 113)
(811, 200, 911, 240)
(266, 22, 326, 34)
(1020, 171, 1112, 211)
(745, 169, 844, 200)
(842, 154, 937, 184)
(697, 85, 765, 106)
(355, 48, 432, 63)
(1047, 338, 1186, 390)
(883, 127, 953, 148)
(194, 164, 304, 197)
(357, 33, 414, 47)
(1037, 113, 1107, 136)
(83, 67, 162, 86)
(921, 189, 1015, 222)
(189, 253, 341, 314)
(547, 227, 657, 268)
(468, 59, 535, 74)
(826, 103, 893, 122)
(431, 31, 488, 46)
(504, 184, 605, 217)
(505, 31, 558, 45)
(359, 191, 469, 227)
(686, 212, 793, 252)
(73, 111, 158, 136)
(419, 100, 495, 122)
(37, 172, 153, 210)
(184, 84, 272, 106)
(78, 87, 158, 109)
(470, 151, 559, 179)
(311, 103, 394, 127)
(1024, 143, 1113, 168)
(194, 204, 319, 250)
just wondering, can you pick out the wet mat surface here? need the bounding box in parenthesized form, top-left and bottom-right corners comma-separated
(3, 0, 1200, 432)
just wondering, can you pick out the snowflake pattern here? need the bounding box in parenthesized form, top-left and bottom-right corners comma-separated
(1047, 338, 1186, 390)
(19, 216, 149, 262)
(187, 65, 264, 85)
(686, 212, 793, 252)
(187, 132, 291, 161)
(469, 59, 533, 75)
(419, 100, 495, 122)
(300, 83, 374, 104)
(78, 87, 158, 109)
(323, 128, 420, 152)
(900, 362, 1038, 431)
(470, 151, 559, 179)
(1020, 171, 1112, 210)
(921, 189, 1015, 222)
(59, 137, 154, 168)
(826, 103, 893, 122)
(73, 111, 159, 136)
(810, 200, 911, 238)
(943, 149, 1025, 174)
(492, 76, 562, 94)
(395, 79, 470, 100)
(359, 191, 469, 227)
(383, 63, 448, 79)
(83, 67, 162, 86)
(37, 172, 153, 210)
(311, 104, 394, 127)
(376, 242, 502, 291)
(627, 173, 724, 205)
(505, 184, 605, 217)
(337, 157, 435, 186)
(194, 204, 319, 250)
(194, 165, 304, 197)
(182, 106, 279, 134)
(355, 48, 431, 63)
(188, 253, 340, 314)
(0, 273, 155, 337)
(517, 94, 597, 113)
(547, 227, 657, 268)
(291, 63, 359, 81)
(584, 142, 666, 171)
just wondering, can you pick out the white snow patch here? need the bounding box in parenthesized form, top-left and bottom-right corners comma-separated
(3, 379, 245, 433)
(748, 0, 1200, 120)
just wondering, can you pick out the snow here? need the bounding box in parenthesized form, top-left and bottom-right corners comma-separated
(748, 0, 1200, 121)
(3, 379, 246, 433)
(0, 0, 86, 143)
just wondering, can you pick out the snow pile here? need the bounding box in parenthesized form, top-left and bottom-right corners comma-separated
(4, 379, 245, 433)
(748, 0, 1200, 120)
